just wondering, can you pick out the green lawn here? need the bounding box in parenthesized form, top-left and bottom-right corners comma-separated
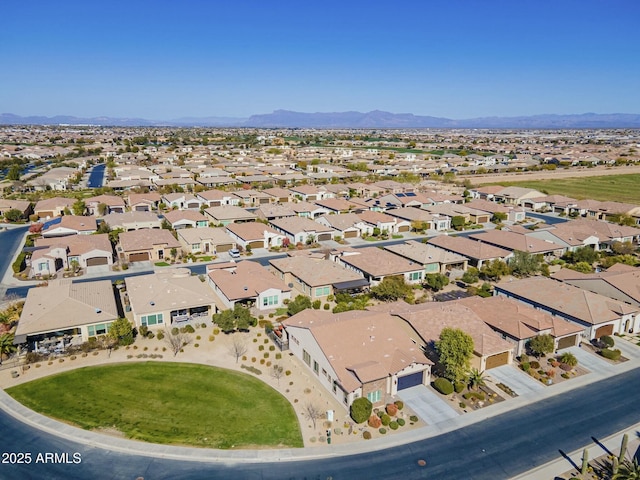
(154, 261, 170, 267)
(491, 173, 640, 204)
(6, 362, 302, 449)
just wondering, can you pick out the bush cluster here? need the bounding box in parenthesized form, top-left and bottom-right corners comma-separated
(601, 348, 622, 360)
(241, 364, 262, 375)
(350, 397, 373, 424)
(454, 382, 465, 394)
(389, 421, 399, 430)
(394, 400, 404, 410)
(385, 403, 398, 416)
(368, 415, 382, 428)
(397, 418, 405, 426)
(381, 414, 391, 426)
(433, 377, 454, 395)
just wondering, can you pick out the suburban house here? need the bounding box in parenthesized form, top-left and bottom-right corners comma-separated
(313, 198, 362, 214)
(422, 203, 491, 225)
(41, 215, 97, 237)
(356, 210, 411, 235)
(384, 240, 468, 276)
(530, 219, 640, 251)
(231, 189, 273, 206)
(332, 247, 425, 285)
(552, 263, 640, 309)
(177, 227, 236, 255)
(161, 193, 204, 210)
(494, 276, 640, 339)
(491, 186, 546, 205)
(289, 201, 331, 219)
(203, 205, 257, 226)
(207, 261, 291, 311)
(85, 194, 126, 215)
(0, 199, 32, 220)
(225, 222, 284, 250)
(386, 207, 451, 231)
(270, 216, 339, 244)
(34, 197, 75, 219)
(31, 233, 113, 277)
(255, 204, 297, 221)
(458, 296, 583, 356)
(162, 210, 209, 230)
(14, 279, 119, 349)
(315, 213, 362, 239)
(427, 235, 513, 269)
(466, 199, 526, 223)
(269, 255, 369, 300)
(125, 269, 217, 329)
(283, 309, 433, 407)
(118, 228, 181, 263)
(379, 301, 516, 371)
(469, 230, 566, 258)
(196, 189, 241, 208)
(127, 192, 162, 212)
(289, 185, 334, 201)
(100, 211, 162, 231)
(262, 187, 293, 203)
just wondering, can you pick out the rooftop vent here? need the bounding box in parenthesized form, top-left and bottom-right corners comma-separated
(150, 301, 155, 306)
(95, 308, 101, 314)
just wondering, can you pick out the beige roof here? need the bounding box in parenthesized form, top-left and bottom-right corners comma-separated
(119, 228, 180, 252)
(458, 296, 582, 340)
(380, 302, 514, 357)
(270, 256, 365, 287)
(43, 215, 97, 234)
(204, 205, 257, 221)
(101, 211, 161, 227)
(0, 199, 31, 212)
(127, 192, 161, 206)
(385, 240, 467, 266)
(16, 280, 118, 337)
(469, 230, 564, 254)
(177, 227, 234, 245)
(34, 196, 74, 211)
(85, 194, 126, 207)
(283, 309, 431, 392)
(162, 210, 208, 223)
(35, 233, 112, 256)
(226, 222, 280, 241)
(496, 276, 639, 325)
(208, 261, 290, 301)
(316, 213, 361, 231)
(338, 247, 423, 277)
(271, 216, 336, 235)
(428, 235, 512, 261)
(125, 269, 218, 316)
(356, 210, 398, 225)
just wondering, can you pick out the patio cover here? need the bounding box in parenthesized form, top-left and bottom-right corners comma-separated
(332, 278, 370, 290)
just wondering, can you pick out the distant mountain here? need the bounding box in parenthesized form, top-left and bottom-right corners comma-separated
(2, 111, 640, 129)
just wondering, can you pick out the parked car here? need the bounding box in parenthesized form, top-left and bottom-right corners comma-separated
(229, 249, 240, 258)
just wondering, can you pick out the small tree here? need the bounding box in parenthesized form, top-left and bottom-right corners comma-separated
(559, 351, 578, 367)
(509, 250, 542, 277)
(425, 273, 449, 292)
(107, 317, 134, 346)
(212, 309, 236, 333)
(228, 337, 247, 363)
(480, 259, 510, 281)
(303, 402, 323, 429)
(370, 276, 412, 302)
(451, 216, 466, 231)
(270, 364, 285, 385)
(164, 328, 192, 356)
(3, 209, 23, 223)
(0, 333, 17, 364)
(491, 212, 507, 224)
(435, 328, 474, 383)
(467, 368, 487, 391)
(528, 334, 555, 358)
(350, 397, 372, 424)
(461, 267, 479, 284)
(287, 295, 312, 316)
(72, 199, 86, 216)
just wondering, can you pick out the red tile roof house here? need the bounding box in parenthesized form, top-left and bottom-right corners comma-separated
(118, 228, 181, 263)
(34, 197, 75, 219)
(332, 246, 425, 286)
(269, 255, 369, 300)
(41, 215, 97, 238)
(377, 301, 516, 371)
(458, 296, 583, 356)
(127, 192, 162, 212)
(30, 234, 113, 278)
(177, 227, 236, 255)
(162, 209, 209, 230)
(207, 261, 292, 311)
(270, 216, 340, 244)
(85, 194, 126, 215)
(428, 235, 513, 269)
(282, 309, 433, 408)
(494, 276, 640, 340)
(225, 222, 285, 250)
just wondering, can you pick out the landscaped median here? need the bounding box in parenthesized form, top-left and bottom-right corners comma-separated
(5, 362, 303, 449)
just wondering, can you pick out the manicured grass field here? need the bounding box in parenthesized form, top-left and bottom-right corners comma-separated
(492, 173, 640, 204)
(6, 362, 302, 449)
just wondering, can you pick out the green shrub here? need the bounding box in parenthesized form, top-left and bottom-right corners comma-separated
(381, 414, 391, 426)
(379, 428, 387, 434)
(561, 373, 570, 379)
(600, 335, 615, 348)
(259, 345, 264, 351)
(156, 331, 164, 340)
(275, 353, 282, 360)
(12, 252, 27, 274)
(194, 343, 199, 348)
(521, 362, 530, 372)
(389, 421, 399, 430)
(601, 348, 621, 360)
(529, 361, 540, 369)
(213, 328, 220, 335)
(397, 418, 405, 426)
(409, 415, 418, 422)
(459, 402, 466, 408)
(350, 397, 373, 424)
(463, 392, 486, 401)
(184, 324, 195, 334)
(208, 335, 215, 341)
(323, 303, 330, 310)
(362, 430, 372, 440)
(519, 354, 529, 363)
(394, 400, 404, 410)
(285, 370, 291, 376)
(263, 352, 269, 359)
(312, 299, 321, 310)
(454, 382, 465, 394)
(196, 335, 201, 340)
(171, 327, 179, 335)
(433, 377, 454, 395)
(269, 345, 275, 351)
(139, 325, 149, 337)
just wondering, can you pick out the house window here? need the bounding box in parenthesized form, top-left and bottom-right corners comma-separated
(158, 250, 164, 259)
(409, 271, 422, 281)
(367, 390, 382, 403)
(313, 361, 319, 375)
(192, 243, 200, 251)
(333, 381, 337, 393)
(141, 314, 164, 326)
(322, 368, 327, 377)
(88, 322, 113, 337)
(303, 349, 311, 366)
(262, 295, 279, 307)
(314, 286, 331, 297)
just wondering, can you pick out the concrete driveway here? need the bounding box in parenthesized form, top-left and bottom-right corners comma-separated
(398, 385, 459, 426)
(564, 346, 612, 375)
(486, 365, 545, 396)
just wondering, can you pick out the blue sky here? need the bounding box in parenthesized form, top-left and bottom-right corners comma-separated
(1, 0, 639, 119)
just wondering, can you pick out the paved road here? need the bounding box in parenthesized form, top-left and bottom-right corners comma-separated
(2, 367, 640, 479)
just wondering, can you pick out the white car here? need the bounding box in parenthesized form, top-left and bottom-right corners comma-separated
(229, 249, 240, 258)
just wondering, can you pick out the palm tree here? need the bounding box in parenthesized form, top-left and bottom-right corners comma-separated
(468, 368, 487, 391)
(0, 333, 17, 365)
(560, 351, 578, 368)
(613, 458, 640, 480)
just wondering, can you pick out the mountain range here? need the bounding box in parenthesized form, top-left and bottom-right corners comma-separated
(2, 110, 640, 129)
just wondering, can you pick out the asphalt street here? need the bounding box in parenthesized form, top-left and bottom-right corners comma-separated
(2, 367, 640, 480)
